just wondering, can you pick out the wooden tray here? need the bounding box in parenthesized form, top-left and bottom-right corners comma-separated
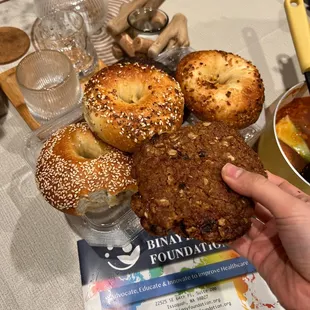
(0, 59, 106, 131)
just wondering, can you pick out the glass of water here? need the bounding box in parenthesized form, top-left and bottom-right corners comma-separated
(16, 50, 82, 120)
(33, 0, 108, 35)
(33, 10, 98, 78)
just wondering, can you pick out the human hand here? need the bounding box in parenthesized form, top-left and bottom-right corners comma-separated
(221, 163, 310, 309)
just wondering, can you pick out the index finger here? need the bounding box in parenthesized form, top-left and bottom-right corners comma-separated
(267, 172, 304, 195)
(222, 163, 304, 218)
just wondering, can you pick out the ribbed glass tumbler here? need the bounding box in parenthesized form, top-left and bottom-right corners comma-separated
(16, 50, 82, 120)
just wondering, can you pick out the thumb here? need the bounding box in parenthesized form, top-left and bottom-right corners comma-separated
(221, 163, 301, 218)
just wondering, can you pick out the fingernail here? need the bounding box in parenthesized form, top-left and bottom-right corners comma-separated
(222, 163, 243, 179)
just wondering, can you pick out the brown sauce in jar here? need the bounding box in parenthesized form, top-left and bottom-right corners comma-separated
(277, 97, 310, 146)
(276, 97, 310, 179)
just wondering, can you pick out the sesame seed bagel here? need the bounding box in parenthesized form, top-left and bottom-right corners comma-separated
(35, 122, 137, 216)
(176, 50, 265, 129)
(83, 62, 185, 153)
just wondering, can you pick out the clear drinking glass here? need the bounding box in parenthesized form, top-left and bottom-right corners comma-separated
(16, 50, 82, 120)
(33, 0, 108, 35)
(33, 10, 98, 78)
(128, 8, 169, 40)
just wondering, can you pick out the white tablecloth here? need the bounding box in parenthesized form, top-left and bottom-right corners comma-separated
(0, 0, 303, 309)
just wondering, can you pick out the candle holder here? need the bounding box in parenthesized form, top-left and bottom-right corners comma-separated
(128, 7, 169, 41)
(107, 0, 190, 61)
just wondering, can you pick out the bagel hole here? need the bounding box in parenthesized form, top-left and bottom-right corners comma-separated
(217, 73, 232, 85)
(117, 83, 145, 104)
(77, 148, 98, 159)
(74, 133, 110, 159)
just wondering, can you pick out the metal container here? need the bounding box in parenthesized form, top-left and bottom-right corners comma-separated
(258, 82, 310, 194)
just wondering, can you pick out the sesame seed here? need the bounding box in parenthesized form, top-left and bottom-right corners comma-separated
(82, 62, 185, 146)
(35, 123, 137, 211)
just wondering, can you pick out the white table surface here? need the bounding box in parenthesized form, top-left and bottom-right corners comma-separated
(0, 0, 303, 309)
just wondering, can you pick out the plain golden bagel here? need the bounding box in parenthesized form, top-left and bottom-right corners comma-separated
(35, 122, 137, 216)
(83, 62, 185, 153)
(176, 50, 265, 129)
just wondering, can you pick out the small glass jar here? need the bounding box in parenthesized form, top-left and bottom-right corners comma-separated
(128, 7, 169, 41)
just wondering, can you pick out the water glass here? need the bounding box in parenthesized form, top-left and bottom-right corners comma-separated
(34, 10, 98, 78)
(16, 50, 82, 120)
(33, 0, 108, 35)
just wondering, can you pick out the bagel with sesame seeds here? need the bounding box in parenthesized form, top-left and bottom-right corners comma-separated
(176, 50, 265, 129)
(83, 62, 185, 153)
(35, 122, 137, 216)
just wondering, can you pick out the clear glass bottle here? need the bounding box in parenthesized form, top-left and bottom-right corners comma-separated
(33, 0, 109, 35)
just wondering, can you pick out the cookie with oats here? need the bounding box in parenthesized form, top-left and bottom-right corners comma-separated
(131, 121, 266, 243)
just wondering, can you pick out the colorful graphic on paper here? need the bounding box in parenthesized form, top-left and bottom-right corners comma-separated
(78, 231, 282, 310)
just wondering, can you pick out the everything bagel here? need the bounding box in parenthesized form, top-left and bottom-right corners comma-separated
(176, 50, 265, 128)
(83, 62, 185, 153)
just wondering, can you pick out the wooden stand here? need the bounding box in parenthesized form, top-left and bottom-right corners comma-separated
(108, 0, 190, 59)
